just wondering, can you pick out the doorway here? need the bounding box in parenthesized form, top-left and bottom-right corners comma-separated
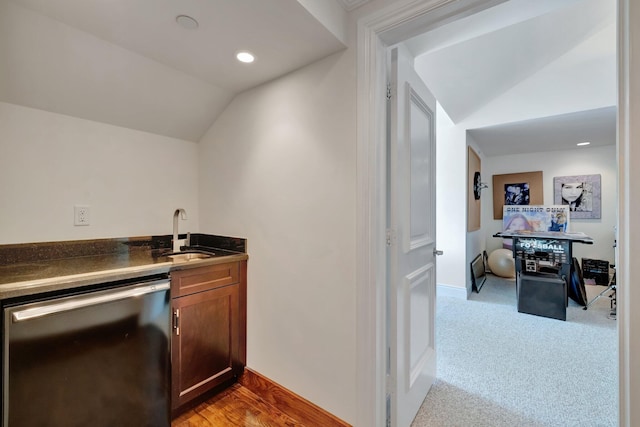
(355, 1, 626, 426)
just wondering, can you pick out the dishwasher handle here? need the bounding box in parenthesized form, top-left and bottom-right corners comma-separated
(11, 280, 170, 323)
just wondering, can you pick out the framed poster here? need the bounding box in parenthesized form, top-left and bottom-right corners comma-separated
(553, 174, 601, 219)
(492, 171, 543, 219)
(503, 205, 570, 232)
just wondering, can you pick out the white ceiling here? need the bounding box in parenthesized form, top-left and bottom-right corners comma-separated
(337, 0, 372, 11)
(0, 0, 350, 141)
(467, 106, 617, 157)
(8, 0, 347, 93)
(0, 0, 617, 151)
(406, 0, 617, 156)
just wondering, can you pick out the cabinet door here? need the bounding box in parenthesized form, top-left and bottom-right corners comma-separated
(171, 283, 239, 410)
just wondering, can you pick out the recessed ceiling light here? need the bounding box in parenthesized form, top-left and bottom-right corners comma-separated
(176, 15, 198, 30)
(577, 141, 591, 146)
(236, 51, 255, 63)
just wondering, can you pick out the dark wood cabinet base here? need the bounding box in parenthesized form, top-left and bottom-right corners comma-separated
(170, 261, 247, 412)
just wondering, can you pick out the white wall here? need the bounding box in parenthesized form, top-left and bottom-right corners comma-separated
(465, 134, 487, 294)
(435, 103, 468, 296)
(482, 145, 617, 263)
(197, 50, 357, 422)
(0, 102, 199, 244)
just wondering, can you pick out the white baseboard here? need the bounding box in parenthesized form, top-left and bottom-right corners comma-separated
(437, 283, 468, 299)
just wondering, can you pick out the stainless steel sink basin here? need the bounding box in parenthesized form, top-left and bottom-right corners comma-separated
(167, 252, 213, 262)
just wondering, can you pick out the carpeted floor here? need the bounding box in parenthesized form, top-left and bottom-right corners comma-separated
(411, 274, 617, 427)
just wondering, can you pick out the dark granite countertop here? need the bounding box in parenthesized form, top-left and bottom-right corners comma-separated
(0, 234, 248, 300)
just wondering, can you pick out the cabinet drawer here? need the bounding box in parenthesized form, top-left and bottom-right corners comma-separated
(171, 262, 239, 297)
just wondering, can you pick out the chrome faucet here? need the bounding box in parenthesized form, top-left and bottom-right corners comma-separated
(173, 208, 187, 252)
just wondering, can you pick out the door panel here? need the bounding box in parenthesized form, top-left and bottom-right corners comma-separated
(407, 86, 436, 251)
(388, 44, 437, 427)
(406, 263, 434, 388)
(171, 284, 238, 410)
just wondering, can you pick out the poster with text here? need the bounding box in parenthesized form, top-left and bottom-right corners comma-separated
(503, 205, 570, 233)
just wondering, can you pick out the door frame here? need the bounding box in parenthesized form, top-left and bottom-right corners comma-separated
(355, 0, 634, 426)
(616, 1, 636, 425)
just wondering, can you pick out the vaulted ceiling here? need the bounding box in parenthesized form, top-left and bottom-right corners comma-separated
(0, 0, 616, 153)
(0, 0, 352, 141)
(407, 0, 617, 156)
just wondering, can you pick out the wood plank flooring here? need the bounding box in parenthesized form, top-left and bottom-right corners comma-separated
(172, 383, 303, 426)
(172, 369, 350, 427)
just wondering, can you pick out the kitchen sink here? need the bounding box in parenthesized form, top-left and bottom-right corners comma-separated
(166, 251, 214, 262)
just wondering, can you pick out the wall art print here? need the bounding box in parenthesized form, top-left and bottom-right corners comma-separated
(504, 182, 530, 206)
(553, 174, 601, 219)
(492, 171, 543, 219)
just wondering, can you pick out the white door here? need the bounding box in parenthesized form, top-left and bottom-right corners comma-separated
(387, 44, 438, 427)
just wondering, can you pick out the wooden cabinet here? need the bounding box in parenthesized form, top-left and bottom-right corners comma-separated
(170, 261, 247, 412)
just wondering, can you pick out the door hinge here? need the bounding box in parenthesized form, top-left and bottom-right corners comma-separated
(386, 82, 392, 100)
(386, 229, 396, 247)
(387, 346, 391, 373)
(386, 394, 391, 427)
(173, 309, 180, 336)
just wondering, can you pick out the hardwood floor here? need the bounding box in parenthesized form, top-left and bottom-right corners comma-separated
(172, 369, 350, 427)
(172, 383, 302, 426)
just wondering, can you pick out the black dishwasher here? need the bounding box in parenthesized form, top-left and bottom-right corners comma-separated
(2, 276, 171, 427)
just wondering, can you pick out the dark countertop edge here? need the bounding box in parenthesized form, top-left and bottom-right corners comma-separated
(162, 252, 248, 273)
(0, 253, 248, 301)
(0, 233, 247, 264)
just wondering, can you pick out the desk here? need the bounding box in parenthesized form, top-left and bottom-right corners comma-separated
(493, 231, 593, 320)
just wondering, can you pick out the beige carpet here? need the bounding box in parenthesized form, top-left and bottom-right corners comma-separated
(412, 274, 617, 427)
